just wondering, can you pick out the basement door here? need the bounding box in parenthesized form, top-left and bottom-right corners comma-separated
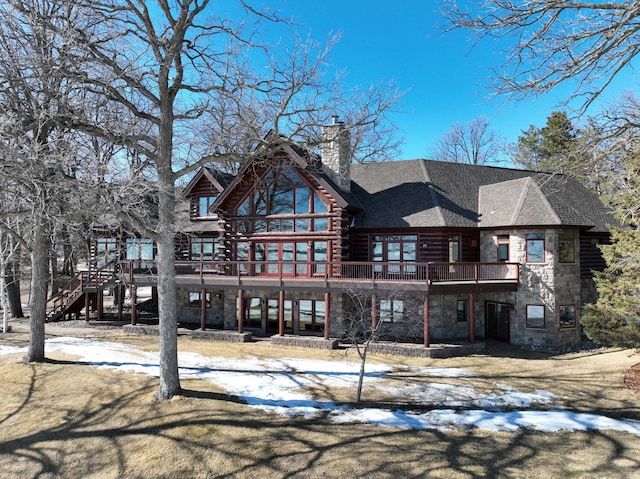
(486, 302, 510, 341)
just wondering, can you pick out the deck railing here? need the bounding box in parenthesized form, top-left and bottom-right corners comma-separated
(135, 259, 521, 287)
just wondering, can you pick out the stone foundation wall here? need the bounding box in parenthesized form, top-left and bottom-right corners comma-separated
(192, 330, 252, 342)
(270, 335, 339, 349)
(176, 288, 225, 327)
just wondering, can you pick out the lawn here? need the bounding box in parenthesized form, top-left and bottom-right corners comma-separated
(1, 319, 639, 478)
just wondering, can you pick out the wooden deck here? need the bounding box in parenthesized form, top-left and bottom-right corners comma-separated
(119, 260, 520, 294)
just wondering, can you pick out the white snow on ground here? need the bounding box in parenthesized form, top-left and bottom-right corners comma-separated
(0, 344, 24, 355)
(1, 336, 639, 435)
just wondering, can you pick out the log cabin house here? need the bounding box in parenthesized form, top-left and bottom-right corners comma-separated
(49, 120, 615, 350)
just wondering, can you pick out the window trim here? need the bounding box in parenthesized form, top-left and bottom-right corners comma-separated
(197, 195, 218, 218)
(380, 298, 404, 323)
(497, 235, 510, 262)
(189, 291, 211, 308)
(125, 238, 154, 261)
(558, 231, 575, 263)
(559, 304, 577, 329)
(298, 298, 326, 332)
(371, 235, 418, 274)
(526, 304, 546, 329)
(526, 233, 546, 263)
(190, 237, 218, 262)
(457, 299, 468, 322)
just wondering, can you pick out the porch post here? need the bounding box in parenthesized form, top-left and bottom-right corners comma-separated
(97, 290, 103, 321)
(468, 292, 475, 343)
(200, 288, 207, 331)
(84, 289, 90, 322)
(371, 293, 378, 342)
(237, 289, 244, 333)
(324, 292, 330, 340)
(423, 295, 430, 348)
(130, 284, 137, 326)
(278, 290, 285, 336)
(116, 283, 124, 322)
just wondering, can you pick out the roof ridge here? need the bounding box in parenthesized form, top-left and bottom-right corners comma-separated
(511, 177, 531, 225)
(419, 159, 447, 226)
(530, 178, 562, 224)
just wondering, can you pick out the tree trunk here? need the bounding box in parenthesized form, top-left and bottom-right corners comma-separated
(5, 239, 23, 318)
(356, 343, 368, 404)
(1, 262, 8, 333)
(24, 224, 48, 363)
(155, 96, 181, 401)
(6, 271, 23, 318)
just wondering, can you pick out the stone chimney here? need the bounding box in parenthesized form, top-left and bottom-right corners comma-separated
(321, 116, 351, 193)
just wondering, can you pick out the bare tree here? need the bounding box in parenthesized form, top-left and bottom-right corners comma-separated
(429, 116, 502, 165)
(39, 0, 403, 401)
(0, 0, 88, 361)
(0, 224, 22, 333)
(441, 1, 640, 112)
(341, 288, 423, 403)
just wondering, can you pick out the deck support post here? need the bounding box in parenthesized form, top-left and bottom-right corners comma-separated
(468, 292, 475, 343)
(324, 292, 330, 340)
(200, 288, 207, 331)
(423, 295, 430, 348)
(97, 290, 103, 321)
(84, 290, 91, 322)
(237, 289, 244, 333)
(130, 285, 137, 326)
(371, 293, 378, 342)
(116, 283, 124, 322)
(278, 290, 285, 336)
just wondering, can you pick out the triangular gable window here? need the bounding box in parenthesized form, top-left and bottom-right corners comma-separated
(236, 166, 327, 217)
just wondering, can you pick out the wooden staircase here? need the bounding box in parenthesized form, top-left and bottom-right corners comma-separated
(46, 262, 116, 322)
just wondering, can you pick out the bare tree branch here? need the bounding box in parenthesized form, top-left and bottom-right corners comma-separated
(441, 1, 640, 112)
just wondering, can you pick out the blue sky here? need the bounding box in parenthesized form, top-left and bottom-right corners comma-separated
(262, 1, 637, 164)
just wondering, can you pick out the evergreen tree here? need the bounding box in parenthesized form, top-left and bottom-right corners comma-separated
(582, 151, 640, 348)
(512, 111, 580, 173)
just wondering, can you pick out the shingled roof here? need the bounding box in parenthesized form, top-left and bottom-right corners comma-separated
(349, 159, 615, 232)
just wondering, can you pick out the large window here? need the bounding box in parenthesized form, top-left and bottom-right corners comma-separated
(526, 305, 546, 329)
(191, 237, 218, 262)
(239, 241, 324, 277)
(126, 238, 154, 270)
(189, 291, 211, 307)
(240, 297, 263, 329)
(558, 232, 575, 263)
(526, 233, 545, 263)
(239, 297, 325, 333)
(380, 299, 404, 323)
(266, 298, 293, 333)
(126, 238, 154, 261)
(235, 166, 329, 232)
(95, 238, 118, 268)
(299, 299, 325, 332)
(372, 235, 417, 274)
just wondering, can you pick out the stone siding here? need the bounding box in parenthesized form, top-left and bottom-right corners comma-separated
(270, 335, 339, 349)
(176, 288, 225, 327)
(192, 330, 252, 342)
(480, 228, 582, 348)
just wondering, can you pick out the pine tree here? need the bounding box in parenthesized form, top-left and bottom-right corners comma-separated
(512, 111, 580, 173)
(582, 152, 640, 348)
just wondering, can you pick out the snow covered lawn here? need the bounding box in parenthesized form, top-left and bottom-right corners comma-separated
(3, 336, 639, 436)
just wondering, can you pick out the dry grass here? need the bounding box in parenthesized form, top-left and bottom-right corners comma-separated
(1, 320, 640, 479)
